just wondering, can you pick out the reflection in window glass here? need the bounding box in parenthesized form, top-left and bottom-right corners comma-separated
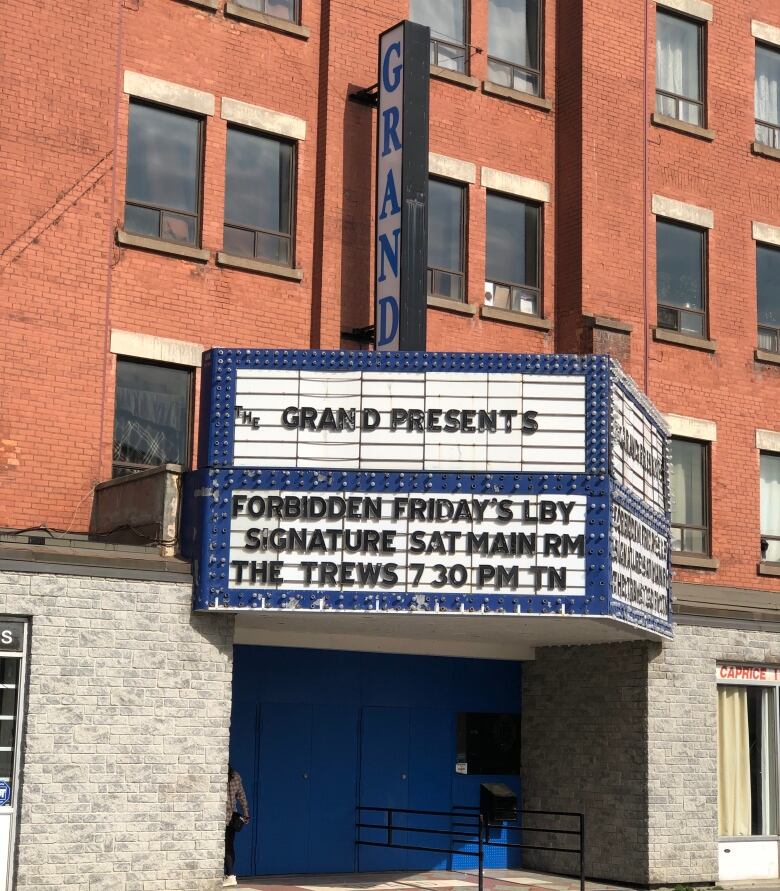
(656, 220, 705, 337)
(233, 0, 296, 22)
(656, 11, 702, 125)
(487, 0, 540, 96)
(112, 359, 192, 478)
(427, 179, 464, 301)
(125, 103, 201, 246)
(756, 44, 780, 148)
(224, 128, 294, 266)
(410, 0, 466, 71)
(669, 439, 707, 554)
(757, 244, 780, 353)
(761, 453, 780, 563)
(485, 193, 540, 315)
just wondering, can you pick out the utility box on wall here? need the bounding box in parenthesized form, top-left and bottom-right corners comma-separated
(183, 350, 672, 640)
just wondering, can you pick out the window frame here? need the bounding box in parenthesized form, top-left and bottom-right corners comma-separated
(760, 450, 780, 564)
(124, 99, 205, 249)
(656, 217, 709, 338)
(757, 242, 780, 354)
(486, 0, 544, 98)
(669, 436, 711, 557)
(111, 356, 195, 478)
(412, 0, 470, 74)
(426, 176, 467, 303)
(655, 8, 706, 127)
(222, 124, 297, 268)
(232, 0, 300, 24)
(485, 191, 543, 318)
(755, 41, 780, 150)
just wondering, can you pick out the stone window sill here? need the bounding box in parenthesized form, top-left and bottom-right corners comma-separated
(651, 113, 715, 142)
(116, 229, 210, 262)
(758, 561, 780, 578)
(480, 305, 552, 331)
(653, 327, 717, 353)
(755, 348, 780, 366)
(224, 2, 310, 38)
(216, 251, 303, 280)
(427, 296, 476, 315)
(752, 141, 780, 162)
(176, 0, 219, 10)
(431, 66, 479, 90)
(672, 553, 719, 570)
(482, 81, 552, 111)
(584, 314, 633, 334)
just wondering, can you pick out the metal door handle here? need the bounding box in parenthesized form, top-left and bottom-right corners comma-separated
(401, 773, 407, 780)
(303, 772, 309, 779)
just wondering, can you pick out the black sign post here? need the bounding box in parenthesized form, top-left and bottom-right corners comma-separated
(375, 20, 430, 352)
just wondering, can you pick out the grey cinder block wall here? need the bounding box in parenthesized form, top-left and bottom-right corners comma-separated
(0, 570, 234, 891)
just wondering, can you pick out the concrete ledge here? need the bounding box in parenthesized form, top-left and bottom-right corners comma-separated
(653, 327, 717, 352)
(481, 167, 550, 203)
(429, 153, 476, 184)
(753, 141, 780, 162)
(216, 251, 303, 280)
(755, 348, 780, 366)
(0, 543, 192, 581)
(759, 562, 780, 578)
(651, 113, 714, 142)
(757, 429, 780, 451)
(752, 20, 780, 48)
(175, 0, 220, 9)
(110, 330, 203, 367)
(672, 553, 719, 570)
(224, 2, 310, 38)
(427, 296, 476, 315)
(221, 97, 306, 140)
(753, 221, 780, 246)
(430, 66, 479, 90)
(116, 229, 210, 262)
(123, 71, 215, 116)
(584, 314, 633, 334)
(664, 412, 717, 441)
(482, 81, 552, 111)
(651, 194, 714, 228)
(480, 305, 552, 330)
(655, 0, 713, 22)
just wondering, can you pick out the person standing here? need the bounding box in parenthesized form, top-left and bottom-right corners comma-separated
(224, 764, 250, 887)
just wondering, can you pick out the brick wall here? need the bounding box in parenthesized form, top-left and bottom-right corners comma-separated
(0, 568, 234, 891)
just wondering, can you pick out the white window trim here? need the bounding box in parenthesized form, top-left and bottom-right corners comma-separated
(110, 330, 203, 368)
(752, 20, 780, 49)
(221, 97, 306, 141)
(123, 71, 215, 116)
(664, 413, 717, 442)
(429, 153, 476, 185)
(652, 194, 714, 229)
(480, 167, 550, 203)
(757, 429, 780, 453)
(655, 0, 712, 23)
(753, 221, 780, 247)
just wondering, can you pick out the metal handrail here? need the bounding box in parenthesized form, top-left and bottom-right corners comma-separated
(355, 805, 585, 891)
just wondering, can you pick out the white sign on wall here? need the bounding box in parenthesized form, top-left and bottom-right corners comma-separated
(233, 369, 586, 472)
(610, 503, 669, 621)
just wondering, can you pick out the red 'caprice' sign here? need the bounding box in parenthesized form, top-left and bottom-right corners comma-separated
(717, 664, 780, 683)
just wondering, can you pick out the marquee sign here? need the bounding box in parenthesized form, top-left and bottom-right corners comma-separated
(185, 350, 672, 638)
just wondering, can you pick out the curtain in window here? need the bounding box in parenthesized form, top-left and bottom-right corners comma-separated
(760, 690, 779, 834)
(756, 46, 780, 128)
(761, 453, 780, 562)
(718, 686, 752, 837)
(656, 13, 699, 120)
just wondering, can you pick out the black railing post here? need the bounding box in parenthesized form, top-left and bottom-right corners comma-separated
(579, 813, 585, 891)
(478, 812, 484, 891)
(388, 808, 393, 848)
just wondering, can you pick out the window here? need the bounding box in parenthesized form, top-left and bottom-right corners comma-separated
(224, 127, 295, 266)
(718, 684, 779, 837)
(756, 43, 780, 149)
(761, 452, 780, 563)
(487, 0, 541, 96)
(758, 243, 780, 353)
(427, 178, 465, 301)
(656, 219, 707, 337)
(410, 0, 467, 72)
(231, 0, 297, 21)
(112, 358, 193, 478)
(124, 101, 203, 247)
(456, 713, 521, 775)
(656, 10, 704, 126)
(669, 438, 709, 555)
(485, 193, 540, 316)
